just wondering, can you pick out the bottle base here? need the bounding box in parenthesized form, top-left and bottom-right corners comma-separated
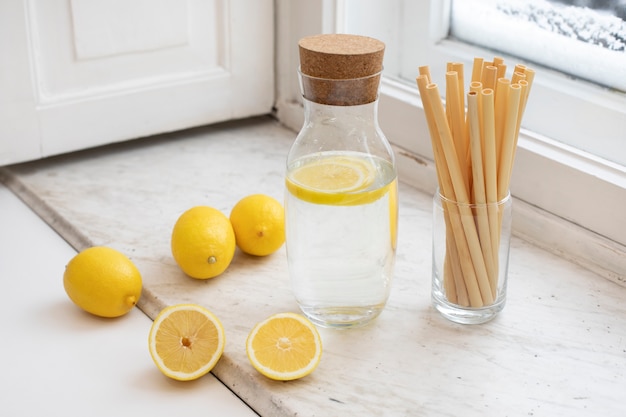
(432, 295, 505, 325)
(299, 305, 384, 329)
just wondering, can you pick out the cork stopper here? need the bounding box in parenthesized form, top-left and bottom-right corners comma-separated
(298, 34, 385, 105)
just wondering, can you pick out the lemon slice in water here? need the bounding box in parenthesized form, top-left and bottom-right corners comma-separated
(291, 156, 374, 193)
(287, 154, 387, 205)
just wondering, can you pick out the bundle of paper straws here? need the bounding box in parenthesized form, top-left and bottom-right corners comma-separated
(417, 57, 534, 308)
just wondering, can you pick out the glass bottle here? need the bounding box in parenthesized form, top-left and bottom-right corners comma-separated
(285, 34, 398, 328)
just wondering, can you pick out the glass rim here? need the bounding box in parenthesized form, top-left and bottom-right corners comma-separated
(436, 188, 511, 208)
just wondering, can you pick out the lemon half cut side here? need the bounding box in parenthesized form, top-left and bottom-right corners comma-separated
(148, 304, 226, 381)
(246, 312, 322, 381)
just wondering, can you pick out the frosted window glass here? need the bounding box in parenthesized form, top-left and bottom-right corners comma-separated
(450, 0, 626, 91)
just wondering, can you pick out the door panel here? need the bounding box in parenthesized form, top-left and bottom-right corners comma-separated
(1, 0, 274, 165)
(70, 0, 190, 60)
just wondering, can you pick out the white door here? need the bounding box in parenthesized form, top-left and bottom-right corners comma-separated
(0, 0, 274, 165)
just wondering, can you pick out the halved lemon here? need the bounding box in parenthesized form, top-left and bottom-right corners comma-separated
(148, 304, 225, 381)
(246, 312, 322, 381)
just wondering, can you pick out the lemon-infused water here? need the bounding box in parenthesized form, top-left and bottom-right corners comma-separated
(285, 151, 398, 328)
(290, 34, 396, 327)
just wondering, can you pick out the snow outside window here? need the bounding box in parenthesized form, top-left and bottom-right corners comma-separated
(451, 0, 626, 92)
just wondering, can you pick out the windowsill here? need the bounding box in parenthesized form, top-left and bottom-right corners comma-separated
(1, 116, 624, 416)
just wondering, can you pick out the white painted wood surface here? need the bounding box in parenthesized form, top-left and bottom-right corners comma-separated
(2, 117, 624, 416)
(0, 0, 273, 165)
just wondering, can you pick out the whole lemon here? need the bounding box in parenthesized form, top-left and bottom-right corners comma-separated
(229, 194, 285, 256)
(63, 246, 142, 318)
(171, 206, 236, 279)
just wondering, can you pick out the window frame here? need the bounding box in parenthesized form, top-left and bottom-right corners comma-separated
(274, 0, 626, 283)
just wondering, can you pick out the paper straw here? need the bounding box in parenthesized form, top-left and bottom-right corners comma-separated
(481, 89, 498, 205)
(479, 88, 501, 292)
(471, 57, 484, 83)
(519, 67, 535, 117)
(451, 62, 465, 117)
(468, 92, 497, 296)
(493, 56, 506, 79)
(416, 75, 445, 184)
(446, 71, 470, 194)
(496, 64, 507, 80)
(481, 65, 498, 90)
(469, 81, 483, 94)
(443, 243, 457, 304)
(494, 78, 511, 171)
(513, 64, 527, 73)
(512, 71, 526, 84)
(497, 83, 522, 199)
(522, 67, 535, 85)
(447, 234, 469, 306)
(419, 66, 432, 83)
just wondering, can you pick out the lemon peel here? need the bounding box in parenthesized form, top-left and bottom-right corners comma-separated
(230, 194, 285, 256)
(171, 206, 236, 279)
(63, 246, 142, 318)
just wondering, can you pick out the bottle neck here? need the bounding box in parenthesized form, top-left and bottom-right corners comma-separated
(302, 98, 380, 126)
(291, 96, 394, 164)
